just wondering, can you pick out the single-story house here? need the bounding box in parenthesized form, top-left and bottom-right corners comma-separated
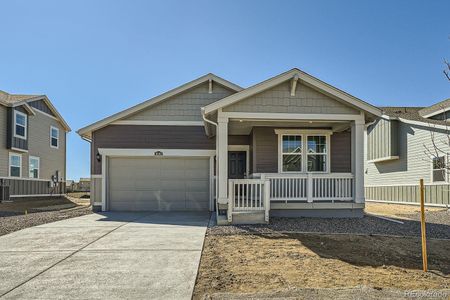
(365, 99, 450, 207)
(78, 68, 381, 224)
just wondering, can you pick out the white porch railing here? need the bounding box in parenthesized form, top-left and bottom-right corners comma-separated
(260, 173, 354, 202)
(227, 179, 270, 222)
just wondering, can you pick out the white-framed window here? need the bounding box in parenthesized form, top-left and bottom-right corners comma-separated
(13, 110, 27, 139)
(29, 156, 40, 179)
(50, 126, 59, 149)
(307, 135, 328, 172)
(9, 153, 22, 177)
(277, 130, 330, 173)
(432, 156, 447, 182)
(281, 135, 302, 172)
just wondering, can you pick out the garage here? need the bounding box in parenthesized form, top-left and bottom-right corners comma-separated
(107, 156, 211, 211)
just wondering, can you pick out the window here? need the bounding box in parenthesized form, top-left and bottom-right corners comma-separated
(282, 135, 302, 172)
(50, 126, 59, 148)
(432, 156, 446, 182)
(14, 110, 27, 139)
(307, 135, 327, 172)
(29, 156, 40, 179)
(9, 153, 22, 177)
(277, 131, 330, 173)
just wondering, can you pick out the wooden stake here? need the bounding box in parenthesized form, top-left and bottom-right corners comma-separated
(419, 179, 428, 272)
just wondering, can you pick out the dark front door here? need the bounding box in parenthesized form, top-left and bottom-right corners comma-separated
(228, 151, 246, 179)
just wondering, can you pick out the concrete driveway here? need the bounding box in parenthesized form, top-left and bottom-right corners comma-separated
(0, 211, 210, 300)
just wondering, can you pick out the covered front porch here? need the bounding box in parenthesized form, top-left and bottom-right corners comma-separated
(201, 69, 380, 224)
(217, 116, 366, 224)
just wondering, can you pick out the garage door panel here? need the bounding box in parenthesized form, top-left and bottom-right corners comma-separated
(185, 180, 209, 192)
(108, 156, 210, 211)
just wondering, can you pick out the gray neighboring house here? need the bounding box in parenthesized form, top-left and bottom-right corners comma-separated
(0, 90, 70, 200)
(365, 99, 450, 207)
(78, 68, 381, 224)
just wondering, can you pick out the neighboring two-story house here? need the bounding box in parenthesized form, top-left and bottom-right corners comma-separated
(0, 91, 70, 200)
(365, 98, 450, 207)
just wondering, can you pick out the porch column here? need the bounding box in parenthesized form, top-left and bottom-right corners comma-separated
(217, 116, 229, 205)
(353, 119, 365, 203)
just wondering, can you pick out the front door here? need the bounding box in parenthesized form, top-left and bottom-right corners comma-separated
(228, 151, 246, 179)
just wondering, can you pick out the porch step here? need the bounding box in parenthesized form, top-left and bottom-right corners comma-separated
(216, 214, 229, 226)
(231, 211, 267, 225)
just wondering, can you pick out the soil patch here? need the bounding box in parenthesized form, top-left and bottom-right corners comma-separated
(193, 232, 450, 299)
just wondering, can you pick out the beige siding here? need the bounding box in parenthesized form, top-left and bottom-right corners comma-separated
(365, 122, 446, 185)
(365, 185, 450, 206)
(0, 106, 8, 176)
(223, 82, 360, 114)
(125, 82, 235, 121)
(26, 111, 66, 180)
(91, 176, 102, 205)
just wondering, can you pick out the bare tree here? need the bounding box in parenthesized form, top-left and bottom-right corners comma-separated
(444, 59, 450, 82)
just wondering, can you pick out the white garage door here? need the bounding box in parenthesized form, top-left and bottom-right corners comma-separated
(108, 157, 210, 211)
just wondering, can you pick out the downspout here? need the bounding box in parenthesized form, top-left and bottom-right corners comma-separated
(201, 107, 220, 221)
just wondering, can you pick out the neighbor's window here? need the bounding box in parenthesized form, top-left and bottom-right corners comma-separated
(432, 156, 446, 182)
(9, 153, 21, 177)
(307, 135, 327, 172)
(50, 126, 59, 148)
(282, 135, 302, 172)
(29, 156, 40, 179)
(14, 110, 27, 139)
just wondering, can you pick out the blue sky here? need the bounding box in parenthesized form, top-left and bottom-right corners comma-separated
(0, 0, 449, 180)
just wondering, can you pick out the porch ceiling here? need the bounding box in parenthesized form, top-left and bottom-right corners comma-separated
(228, 119, 351, 135)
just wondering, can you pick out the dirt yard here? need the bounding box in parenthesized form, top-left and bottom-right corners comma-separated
(194, 232, 450, 299)
(0, 196, 92, 236)
(195, 203, 450, 299)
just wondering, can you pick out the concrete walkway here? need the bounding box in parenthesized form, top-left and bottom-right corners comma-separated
(0, 211, 210, 300)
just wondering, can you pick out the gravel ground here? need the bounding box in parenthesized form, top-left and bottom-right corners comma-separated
(209, 212, 450, 239)
(0, 206, 93, 236)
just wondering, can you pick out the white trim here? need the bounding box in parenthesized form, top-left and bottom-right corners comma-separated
(28, 156, 40, 179)
(203, 68, 382, 116)
(10, 194, 64, 198)
(50, 126, 60, 149)
(228, 145, 250, 177)
(421, 106, 450, 119)
(398, 117, 450, 131)
(10, 147, 28, 153)
(91, 174, 102, 178)
(77, 73, 242, 139)
(209, 156, 214, 211)
(0, 176, 52, 182)
(92, 202, 102, 206)
(111, 120, 204, 126)
(101, 154, 106, 211)
(8, 153, 22, 178)
(33, 107, 59, 120)
(13, 110, 27, 140)
(98, 148, 216, 157)
(222, 112, 365, 122)
(367, 156, 400, 163)
(276, 131, 331, 174)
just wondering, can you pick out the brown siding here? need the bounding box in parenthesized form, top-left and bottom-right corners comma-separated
(252, 127, 278, 173)
(252, 127, 352, 174)
(330, 131, 351, 172)
(91, 125, 215, 174)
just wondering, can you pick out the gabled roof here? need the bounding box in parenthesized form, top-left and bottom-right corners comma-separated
(202, 68, 382, 117)
(77, 73, 242, 139)
(0, 90, 71, 131)
(418, 98, 450, 118)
